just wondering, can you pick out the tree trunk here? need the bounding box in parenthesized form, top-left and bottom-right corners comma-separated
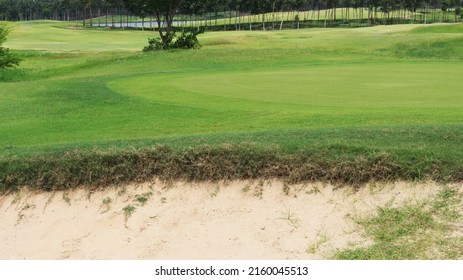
(105, 4, 108, 27)
(83, 4, 86, 27)
(111, 7, 115, 28)
(89, 0, 93, 27)
(66, 0, 70, 21)
(262, 13, 265, 30)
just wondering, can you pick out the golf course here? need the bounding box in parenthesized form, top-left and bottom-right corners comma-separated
(0, 20, 462, 259)
(1, 21, 463, 184)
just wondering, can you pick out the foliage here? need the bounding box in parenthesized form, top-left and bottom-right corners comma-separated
(143, 28, 203, 51)
(456, 7, 462, 16)
(143, 37, 171, 51)
(0, 23, 21, 69)
(171, 28, 203, 49)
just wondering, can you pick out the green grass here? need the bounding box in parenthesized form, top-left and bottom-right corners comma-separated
(410, 23, 463, 34)
(3, 21, 147, 52)
(1, 21, 463, 190)
(122, 204, 136, 223)
(335, 187, 463, 259)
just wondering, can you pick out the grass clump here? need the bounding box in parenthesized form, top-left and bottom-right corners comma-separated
(279, 206, 300, 229)
(134, 192, 153, 206)
(307, 231, 330, 255)
(99, 197, 112, 213)
(122, 204, 136, 223)
(335, 187, 463, 260)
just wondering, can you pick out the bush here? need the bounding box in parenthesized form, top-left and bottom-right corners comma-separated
(171, 30, 201, 49)
(0, 23, 21, 69)
(143, 28, 203, 51)
(143, 37, 166, 51)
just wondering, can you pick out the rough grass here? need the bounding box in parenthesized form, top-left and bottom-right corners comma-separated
(409, 23, 463, 34)
(335, 187, 463, 259)
(392, 37, 463, 59)
(1, 142, 462, 193)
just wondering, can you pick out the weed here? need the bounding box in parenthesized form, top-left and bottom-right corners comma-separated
(85, 189, 95, 201)
(11, 191, 20, 205)
(16, 203, 35, 224)
(279, 206, 299, 229)
(334, 186, 463, 260)
(99, 197, 112, 213)
(122, 204, 136, 223)
(253, 181, 264, 199)
(210, 185, 220, 198)
(134, 192, 153, 206)
(102, 196, 112, 205)
(283, 183, 290, 196)
(430, 186, 461, 221)
(62, 192, 71, 205)
(117, 187, 127, 197)
(307, 231, 330, 254)
(160, 197, 167, 204)
(306, 185, 321, 195)
(254, 185, 264, 199)
(43, 192, 55, 213)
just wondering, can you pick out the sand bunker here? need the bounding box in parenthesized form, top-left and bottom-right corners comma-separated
(0, 180, 451, 259)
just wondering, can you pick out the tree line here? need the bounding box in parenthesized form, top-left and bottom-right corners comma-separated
(0, 0, 462, 26)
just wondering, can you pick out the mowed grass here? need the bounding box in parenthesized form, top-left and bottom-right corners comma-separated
(3, 21, 147, 52)
(0, 21, 462, 189)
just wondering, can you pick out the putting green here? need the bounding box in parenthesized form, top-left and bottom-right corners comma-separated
(109, 62, 463, 110)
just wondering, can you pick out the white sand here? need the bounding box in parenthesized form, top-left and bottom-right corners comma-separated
(0, 180, 453, 260)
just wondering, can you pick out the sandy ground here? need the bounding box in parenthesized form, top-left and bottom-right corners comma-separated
(0, 180, 451, 260)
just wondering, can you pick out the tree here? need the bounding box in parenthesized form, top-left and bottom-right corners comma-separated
(145, 0, 185, 46)
(0, 23, 21, 68)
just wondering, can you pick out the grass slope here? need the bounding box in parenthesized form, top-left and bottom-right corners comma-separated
(1, 22, 462, 190)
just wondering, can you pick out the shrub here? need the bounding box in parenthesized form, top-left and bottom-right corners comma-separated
(0, 23, 21, 69)
(143, 37, 166, 51)
(143, 28, 203, 51)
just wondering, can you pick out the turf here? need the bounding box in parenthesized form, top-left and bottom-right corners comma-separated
(1, 21, 462, 188)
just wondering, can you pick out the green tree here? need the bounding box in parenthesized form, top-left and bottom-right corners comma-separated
(0, 23, 21, 68)
(145, 0, 185, 45)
